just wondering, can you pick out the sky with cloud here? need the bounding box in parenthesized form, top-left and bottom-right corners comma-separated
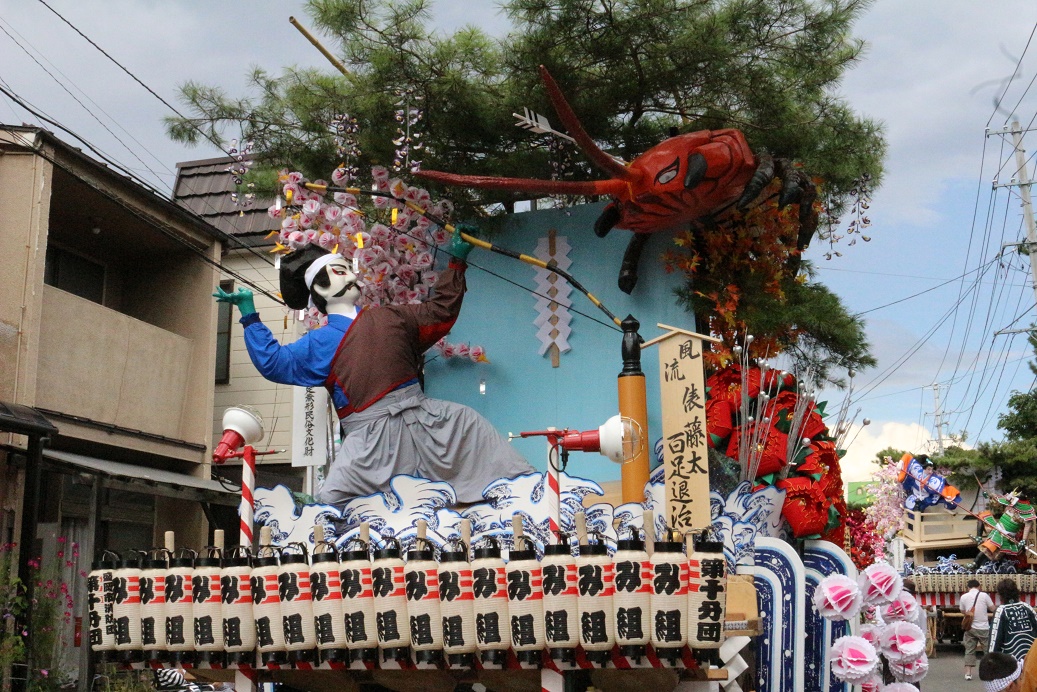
(2, 1, 1037, 483)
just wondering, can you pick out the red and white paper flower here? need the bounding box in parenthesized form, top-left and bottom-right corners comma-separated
(813, 574, 863, 621)
(829, 636, 879, 682)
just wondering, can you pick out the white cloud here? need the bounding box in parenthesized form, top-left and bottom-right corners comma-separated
(839, 420, 935, 485)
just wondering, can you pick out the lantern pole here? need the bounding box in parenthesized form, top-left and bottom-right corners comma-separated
(618, 315, 649, 503)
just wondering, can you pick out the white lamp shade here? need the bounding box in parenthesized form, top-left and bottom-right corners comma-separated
(598, 415, 643, 464)
(221, 406, 264, 445)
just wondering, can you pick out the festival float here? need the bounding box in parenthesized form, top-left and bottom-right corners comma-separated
(83, 20, 891, 692)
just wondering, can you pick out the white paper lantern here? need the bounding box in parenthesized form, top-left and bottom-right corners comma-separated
(252, 546, 288, 666)
(111, 552, 144, 662)
(576, 535, 615, 665)
(650, 533, 688, 663)
(471, 537, 510, 666)
(165, 549, 196, 660)
(193, 548, 223, 665)
(372, 537, 412, 662)
(221, 547, 257, 665)
(405, 538, 444, 666)
(339, 540, 379, 665)
(279, 543, 317, 664)
(87, 552, 119, 654)
(438, 539, 477, 668)
(688, 540, 727, 650)
(541, 540, 579, 666)
(507, 536, 545, 666)
(613, 534, 652, 659)
(310, 541, 348, 664)
(139, 550, 169, 663)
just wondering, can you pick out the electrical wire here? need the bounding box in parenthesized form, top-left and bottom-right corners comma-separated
(852, 257, 1000, 316)
(986, 20, 1037, 128)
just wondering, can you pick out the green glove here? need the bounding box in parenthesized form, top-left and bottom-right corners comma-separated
(213, 286, 257, 316)
(449, 225, 476, 260)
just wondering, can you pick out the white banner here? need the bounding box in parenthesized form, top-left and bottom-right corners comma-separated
(292, 386, 330, 467)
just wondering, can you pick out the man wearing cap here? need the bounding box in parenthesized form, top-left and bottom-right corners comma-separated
(214, 227, 533, 505)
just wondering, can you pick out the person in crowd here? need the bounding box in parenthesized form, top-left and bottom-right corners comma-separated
(961, 578, 996, 680)
(980, 652, 1023, 692)
(991, 579, 1037, 661)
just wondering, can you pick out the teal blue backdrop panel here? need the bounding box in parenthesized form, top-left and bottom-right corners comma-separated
(423, 202, 692, 485)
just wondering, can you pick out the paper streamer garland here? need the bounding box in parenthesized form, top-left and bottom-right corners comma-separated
(404, 538, 444, 665)
(688, 540, 727, 649)
(612, 534, 652, 657)
(576, 535, 615, 664)
(506, 536, 546, 665)
(471, 537, 510, 666)
(438, 539, 477, 667)
(87, 552, 118, 653)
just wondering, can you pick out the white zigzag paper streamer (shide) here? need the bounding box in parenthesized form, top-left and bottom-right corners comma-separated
(532, 235, 573, 357)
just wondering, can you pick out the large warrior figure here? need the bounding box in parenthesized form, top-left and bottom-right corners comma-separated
(215, 229, 533, 506)
(978, 490, 1037, 562)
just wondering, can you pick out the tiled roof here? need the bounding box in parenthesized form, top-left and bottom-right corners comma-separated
(173, 155, 280, 238)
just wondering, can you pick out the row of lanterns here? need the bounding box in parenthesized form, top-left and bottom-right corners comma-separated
(88, 519, 727, 669)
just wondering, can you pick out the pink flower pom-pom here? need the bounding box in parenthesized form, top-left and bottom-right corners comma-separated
(287, 230, 306, 249)
(421, 271, 438, 287)
(470, 346, 487, 362)
(413, 252, 434, 271)
(373, 194, 389, 209)
(883, 592, 919, 623)
(441, 344, 456, 358)
(829, 636, 879, 683)
(267, 205, 283, 219)
(431, 226, 450, 245)
(404, 186, 421, 203)
(859, 623, 881, 648)
(858, 673, 882, 692)
(281, 216, 299, 234)
(859, 563, 902, 605)
(299, 214, 317, 229)
(395, 264, 417, 285)
(883, 684, 920, 692)
(332, 167, 348, 184)
(302, 199, 321, 217)
(322, 205, 342, 224)
(813, 574, 863, 622)
(303, 230, 320, 246)
(455, 343, 470, 359)
(371, 166, 390, 182)
(889, 653, 928, 684)
(389, 178, 408, 199)
(879, 622, 926, 663)
(433, 338, 447, 354)
(317, 232, 338, 250)
(370, 224, 392, 245)
(287, 171, 304, 184)
(334, 192, 358, 208)
(282, 181, 301, 201)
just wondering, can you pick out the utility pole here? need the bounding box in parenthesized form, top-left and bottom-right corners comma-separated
(930, 383, 947, 454)
(991, 120, 1037, 308)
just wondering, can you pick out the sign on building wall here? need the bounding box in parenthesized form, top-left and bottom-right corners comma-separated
(648, 325, 717, 532)
(292, 386, 330, 467)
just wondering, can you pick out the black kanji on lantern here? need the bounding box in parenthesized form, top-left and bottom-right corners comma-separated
(89, 610, 101, 629)
(224, 617, 243, 648)
(581, 610, 608, 644)
(701, 559, 725, 579)
(141, 617, 156, 646)
(545, 610, 569, 642)
(251, 575, 265, 605)
(166, 615, 186, 645)
(698, 600, 723, 621)
(654, 609, 682, 643)
(195, 615, 216, 646)
(507, 570, 532, 600)
(311, 572, 330, 601)
(511, 614, 536, 646)
(112, 577, 129, 604)
(578, 565, 604, 596)
(139, 577, 155, 605)
(341, 568, 363, 598)
(344, 611, 368, 643)
(256, 616, 274, 648)
(372, 567, 394, 598)
(410, 613, 433, 646)
(406, 570, 428, 601)
(654, 563, 681, 595)
(473, 567, 498, 598)
(115, 616, 131, 645)
(615, 561, 641, 593)
(542, 565, 566, 596)
(697, 621, 722, 642)
(443, 615, 465, 647)
(89, 628, 102, 646)
(476, 612, 502, 644)
(315, 613, 335, 644)
(283, 613, 305, 644)
(193, 575, 211, 603)
(377, 610, 401, 642)
(617, 607, 643, 640)
(701, 578, 724, 600)
(278, 572, 300, 601)
(165, 575, 185, 603)
(221, 575, 239, 604)
(439, 571, 461, 602)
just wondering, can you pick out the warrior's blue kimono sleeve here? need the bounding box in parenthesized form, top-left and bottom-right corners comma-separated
(240, 312, 339, 387)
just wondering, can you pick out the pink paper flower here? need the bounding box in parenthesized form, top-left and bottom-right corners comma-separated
(455, 343, 471, 359)
(889, 653, 929, 684)
(281, 216, 299, 234)
(813, 574, 863, 621)
(302, 199, 321, 217)
(858, 673, 882, 692)
(332, 167, 348, 184)
(334, 192, 359, 208)
(267, 204, 283, 219)
(317, 232, 338, 250)
(371, 165, 389, 182)
(879, 622, 926, 663)
(859, 623, 881, 648)
(883, 591, 919, 623)
(389, 178, 408, 199)
(829, 635, 879, 682)
(287, 171, 304, 184)
(470, 346, 488, 362)
(883, 684, 920, 692)
(859, 562, 902, 605)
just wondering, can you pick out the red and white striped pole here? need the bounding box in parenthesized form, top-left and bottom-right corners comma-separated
(547, 428, 561, 540)
(240, 446, 257, 546)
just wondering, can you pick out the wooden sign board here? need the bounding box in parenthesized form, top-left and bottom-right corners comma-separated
(648, 325, 715, 532)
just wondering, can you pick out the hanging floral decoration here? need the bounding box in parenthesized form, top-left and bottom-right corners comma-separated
(704, 361, 849, 541)
(227, 137, 256, 208)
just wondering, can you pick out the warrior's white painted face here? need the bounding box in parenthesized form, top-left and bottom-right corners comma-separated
(313, 258, 361, 307)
